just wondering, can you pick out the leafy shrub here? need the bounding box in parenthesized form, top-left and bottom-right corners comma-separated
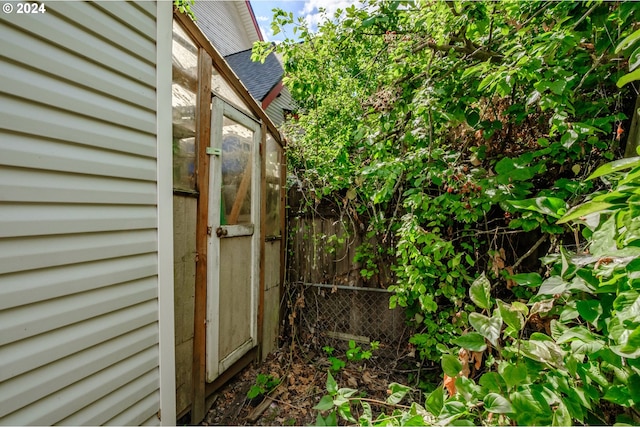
(247, 373, 280, 400)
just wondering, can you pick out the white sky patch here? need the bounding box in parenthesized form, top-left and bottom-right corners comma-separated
(260, 25, 273, 42)
(301, 0, 366, 30)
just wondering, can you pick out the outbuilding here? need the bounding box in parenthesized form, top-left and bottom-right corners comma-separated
(0, 2, 285, 425)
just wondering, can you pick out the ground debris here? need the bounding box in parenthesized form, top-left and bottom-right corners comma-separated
(202, 345, 412, 426)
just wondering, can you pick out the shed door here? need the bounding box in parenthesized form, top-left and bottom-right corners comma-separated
(206, 98, 261, 382)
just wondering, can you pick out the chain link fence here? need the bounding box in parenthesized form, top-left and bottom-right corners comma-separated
(288, 282, 410, 358)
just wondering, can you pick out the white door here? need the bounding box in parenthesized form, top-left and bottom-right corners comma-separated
(206, 98, 261, 382)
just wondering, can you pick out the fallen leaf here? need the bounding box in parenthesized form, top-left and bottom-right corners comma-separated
(362, 371, 374, 385)
(471, 351, 483, 370)
(458, 348, 470, 378)
(505, 266, 516, 289)
(347, 375, 358, 388)
(443, 374, 456, 396)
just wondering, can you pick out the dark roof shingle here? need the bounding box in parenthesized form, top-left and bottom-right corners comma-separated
(224, 48, 284, 101)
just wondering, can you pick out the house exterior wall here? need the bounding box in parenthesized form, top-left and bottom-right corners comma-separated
(192, 1, 254, 57)
(265, 89, 294, 127)
(0, 1, 174, 425)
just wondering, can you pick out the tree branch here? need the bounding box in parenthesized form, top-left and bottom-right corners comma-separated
(411, 39, 504, 63)
(512, 234, 548, 270)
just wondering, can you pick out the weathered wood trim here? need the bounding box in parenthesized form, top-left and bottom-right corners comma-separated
(219, 224, 254, 237)
(278, 140, 286, 329)
(204, 347, 258, 397)
(258, 123, 267, 360)
(190, 45, 212, 424)
(205, 96, 224, 383)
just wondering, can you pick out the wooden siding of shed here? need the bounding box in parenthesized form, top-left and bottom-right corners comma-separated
(0, 2, 163, 425)
(173, 195, 197, 417)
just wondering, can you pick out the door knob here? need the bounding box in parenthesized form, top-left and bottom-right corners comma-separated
(216, 227, 228, 237)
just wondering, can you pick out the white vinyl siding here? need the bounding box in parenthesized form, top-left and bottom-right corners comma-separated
(192, 1, 254, 56)
(0, 1, 164, 425)
(265, 88, 295, 126)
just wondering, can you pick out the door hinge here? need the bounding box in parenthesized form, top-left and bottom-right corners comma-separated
(207, 226, 212, 236)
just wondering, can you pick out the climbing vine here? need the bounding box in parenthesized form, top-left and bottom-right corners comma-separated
(255, 0, 640, 424)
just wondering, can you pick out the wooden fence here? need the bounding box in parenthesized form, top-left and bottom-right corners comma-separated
(285, 186, 407, 351)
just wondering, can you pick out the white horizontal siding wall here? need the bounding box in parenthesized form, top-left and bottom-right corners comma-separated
(192, 1, 254, 56)
(0, 1, 172, 425)
(265, 88, 295, 127)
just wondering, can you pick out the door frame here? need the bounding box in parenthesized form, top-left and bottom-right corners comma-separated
(205, 96, 261, 382)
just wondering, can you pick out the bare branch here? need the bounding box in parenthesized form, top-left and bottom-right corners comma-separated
(512, 234, 548, 270)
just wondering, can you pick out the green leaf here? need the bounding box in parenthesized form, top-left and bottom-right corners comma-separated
(469, 312, 502, 346)
(314, 395, 335, 411)
(495, 157, 540, 181)
(466, 110, 480, 127)
(470, 273, 491, 309)
(616, 28, 640, 53)
(531, 299, 554, 315)
(442, 354, 463, 377)
(326, 371, 338, 395)
(538, 276, 569, 296)
(501, 364, 527, 389)
(629, 46, 640, 72)
(452, 332, 487, 352)
(425, 386, 444, 416)
(557, 200, 615, 224)
(484, 393, 514, 414)
(587, 156, 640, 180)
(386, 383, 410, 404)
(628, 374, 640, 404)
(561, 129, 579, 149)
(519, 338, 564, 366)
(576, 299, 602, 324)
(337, 402, 356, 423)
(510, 272, 543, 287)
(510, 389, 546, 425)
(551, 402, 572, 426)
(455, 375, 480, 401)
(604, 385, 631, 406)
(622, 325, 640, 352)
(478, 74, 495, 92)
(360, 401, 372, 423)
(497, 300, 524, 331)
(508, 197, 567, 218)
(479, 372, 506, 393)
(318, 410, 337, 426)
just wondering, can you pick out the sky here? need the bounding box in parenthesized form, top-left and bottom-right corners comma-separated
(250, 0, 361, 42)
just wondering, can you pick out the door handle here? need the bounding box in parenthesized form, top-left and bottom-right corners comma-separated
(216, 227, 228, 237)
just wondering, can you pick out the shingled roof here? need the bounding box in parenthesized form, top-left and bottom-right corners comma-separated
(224, 48, 284, 102)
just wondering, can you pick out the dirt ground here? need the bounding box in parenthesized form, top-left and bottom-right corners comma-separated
(200, 343, 419, 426)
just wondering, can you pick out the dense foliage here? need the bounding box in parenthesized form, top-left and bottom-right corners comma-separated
(255, 0, 640, 424)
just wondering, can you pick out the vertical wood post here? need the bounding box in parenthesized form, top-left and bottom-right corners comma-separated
(191, 47, 212, 424)
(257, 124, 267, 361)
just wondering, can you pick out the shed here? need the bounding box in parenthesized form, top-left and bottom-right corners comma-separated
(0, 2, 285, 425)
(171, 11, 285, 422)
